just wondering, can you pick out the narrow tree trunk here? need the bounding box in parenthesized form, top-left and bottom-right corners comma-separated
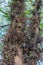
(1, 0, 25, 65)
(0, 0, 42, 65)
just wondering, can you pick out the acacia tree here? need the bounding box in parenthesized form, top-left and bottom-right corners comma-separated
(0, 0, 43, 65)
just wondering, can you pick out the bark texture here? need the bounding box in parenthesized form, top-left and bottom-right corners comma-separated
(0, 0, 42, 65)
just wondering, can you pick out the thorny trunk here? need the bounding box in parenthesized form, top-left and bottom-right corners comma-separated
(0, 0, 42, 65)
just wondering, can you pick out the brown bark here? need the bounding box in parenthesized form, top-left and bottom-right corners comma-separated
(0, 0, 42, 65)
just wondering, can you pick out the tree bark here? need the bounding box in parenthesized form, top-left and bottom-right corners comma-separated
(0, 0, 42, 65)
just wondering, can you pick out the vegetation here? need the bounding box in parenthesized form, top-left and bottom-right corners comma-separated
(0, 0, 43, 65)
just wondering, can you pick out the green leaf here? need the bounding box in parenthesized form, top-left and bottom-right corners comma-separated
(0, 8, 2, 12)
(40, 23, 43, 29)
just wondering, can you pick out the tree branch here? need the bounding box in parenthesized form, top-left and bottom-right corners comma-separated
(0, 24, 10, 29)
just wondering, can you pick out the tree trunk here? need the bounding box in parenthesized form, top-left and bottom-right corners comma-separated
(0, 0, 42, 65)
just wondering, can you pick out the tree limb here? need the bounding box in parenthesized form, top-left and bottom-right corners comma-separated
(0, 24, 10, 29)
